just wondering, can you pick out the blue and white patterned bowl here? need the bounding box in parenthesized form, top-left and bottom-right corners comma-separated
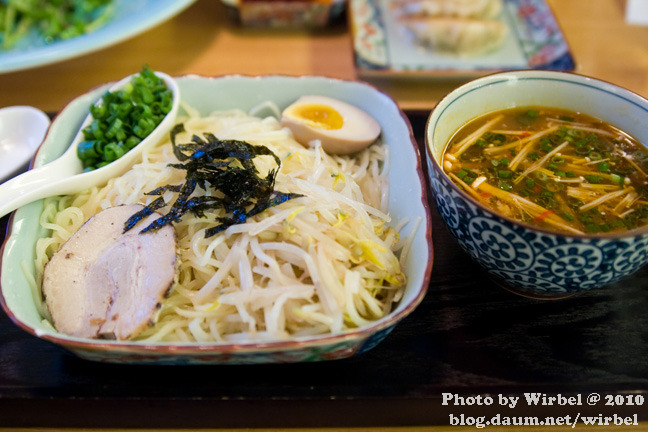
(426, 70, 648, 299)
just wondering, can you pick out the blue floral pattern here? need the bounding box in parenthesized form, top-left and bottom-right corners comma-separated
(613, 237, 648, 274)
(468, 217, 534, 270)
(435, 188, 462, 230)
(536, 244, 602, 279)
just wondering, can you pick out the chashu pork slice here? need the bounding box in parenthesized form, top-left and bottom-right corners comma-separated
(42, 204, 177, 340)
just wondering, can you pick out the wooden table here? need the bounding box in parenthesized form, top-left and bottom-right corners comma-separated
(1, 0, 648, 112)
(1, 1, 648, 431)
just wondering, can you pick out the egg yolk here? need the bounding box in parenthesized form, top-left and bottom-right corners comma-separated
(290, 104, 344, 130)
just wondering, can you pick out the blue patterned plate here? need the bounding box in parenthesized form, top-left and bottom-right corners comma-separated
(350, 0, 575, 78)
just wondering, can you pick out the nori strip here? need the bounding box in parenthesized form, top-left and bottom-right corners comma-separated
(124, 123, 302, 237)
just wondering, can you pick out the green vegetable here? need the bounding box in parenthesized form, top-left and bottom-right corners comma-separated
(588, 151, 602, 161)
(598, 162, 610, 172)
(585, 223, 599, 233)
(78, 65, 173, 171)
(515, 109, 539, 126)
(610, 173, 623, 185)
(534, 171, 548, 182)
(551, 156, 565, 165)
(1, 0, 114, 50)
(584, 174, 602, 184)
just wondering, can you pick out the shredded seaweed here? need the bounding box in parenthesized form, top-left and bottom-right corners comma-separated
(124, 123, 302, 237)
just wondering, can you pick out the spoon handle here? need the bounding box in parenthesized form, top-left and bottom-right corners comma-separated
(0, 157, 81, 218)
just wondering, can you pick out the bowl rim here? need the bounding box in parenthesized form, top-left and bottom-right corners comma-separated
(0, 73, 434, 356)
(425, 69, 648, 240)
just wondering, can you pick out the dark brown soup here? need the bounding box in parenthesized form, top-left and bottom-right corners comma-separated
(442, 106, 648, 234)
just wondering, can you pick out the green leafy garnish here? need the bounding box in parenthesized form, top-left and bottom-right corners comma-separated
(78, 65, 173, 171)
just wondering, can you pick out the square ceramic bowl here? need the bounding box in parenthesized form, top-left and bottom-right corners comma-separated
(0, 74, 432, 364)
(426, 70, 648, 299)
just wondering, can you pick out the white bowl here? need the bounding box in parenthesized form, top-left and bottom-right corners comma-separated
(1, 74, 432, 364)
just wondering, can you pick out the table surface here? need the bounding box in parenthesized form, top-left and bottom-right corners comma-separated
(1, 0, 648, 112)
(1, 0, 648, 430)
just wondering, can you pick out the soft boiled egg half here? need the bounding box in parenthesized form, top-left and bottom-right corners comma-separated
(281, 95, 382, 155)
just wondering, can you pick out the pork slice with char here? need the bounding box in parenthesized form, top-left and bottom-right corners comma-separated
(42, 204, 177, 340)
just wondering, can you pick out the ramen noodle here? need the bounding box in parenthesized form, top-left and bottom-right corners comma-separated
(34, 103, 411, 342)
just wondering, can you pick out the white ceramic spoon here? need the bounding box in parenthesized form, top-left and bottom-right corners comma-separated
(0, 106, 51, 183)
(0, 71, 180, 218)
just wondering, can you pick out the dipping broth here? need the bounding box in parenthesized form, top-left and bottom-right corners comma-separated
(442, 106, 648, 235)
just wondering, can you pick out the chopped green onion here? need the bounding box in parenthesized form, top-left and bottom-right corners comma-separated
(585, 223, 599, 233)
(541, 142, 553, 152)
(78, 65, 172, 171)
(551, 156, 565, 164)
(77, 140, 100, 160)
(498, 180, 513, 191)
(515, 110, 539, 126)
(610, 173, 623, 185)
(103, 142, 126, 161)
(598, 162, 611, 172)
(612, 219, 626, 228)
(534, 171, 548, 182)
(588, 151, 602, 161)
(584, 174, 602, 184)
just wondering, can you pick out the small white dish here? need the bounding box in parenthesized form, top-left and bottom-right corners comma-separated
(0, 106, 50, 183)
